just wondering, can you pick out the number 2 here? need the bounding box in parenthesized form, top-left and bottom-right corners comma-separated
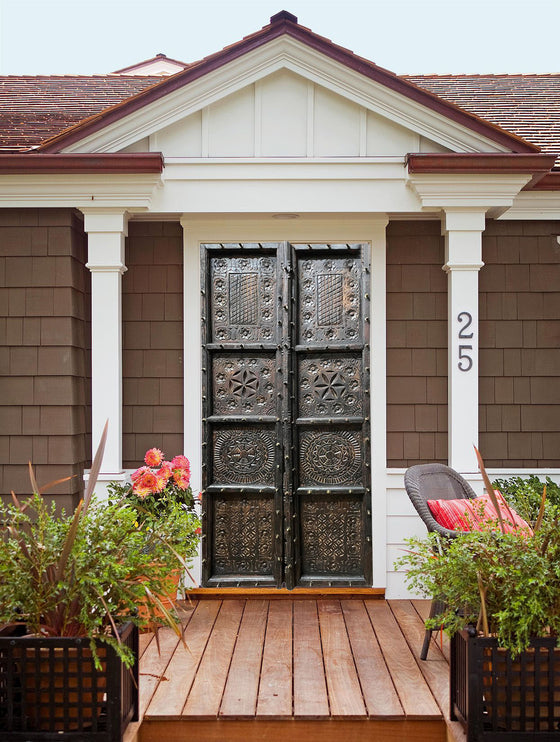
(458, 311, 473, 339)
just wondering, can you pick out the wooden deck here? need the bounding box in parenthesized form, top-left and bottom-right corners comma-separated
(125, 597, 467, 742)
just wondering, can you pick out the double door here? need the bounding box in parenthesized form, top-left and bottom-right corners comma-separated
(201, 241, 371, 588)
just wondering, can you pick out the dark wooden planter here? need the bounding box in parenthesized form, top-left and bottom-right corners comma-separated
(0, 622, 138, 741)
(451, 629, 560, 741)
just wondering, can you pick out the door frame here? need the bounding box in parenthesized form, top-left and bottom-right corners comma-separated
(181, 215, 389, 589)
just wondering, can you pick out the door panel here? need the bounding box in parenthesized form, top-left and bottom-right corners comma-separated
(291, 244, 371, 587)
(201, 242, 371, 588)
(202, 244, 285, 587)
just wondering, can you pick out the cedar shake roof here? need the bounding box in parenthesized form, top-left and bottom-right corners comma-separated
(0, 75, 160, 150)
(404, 74, 560, 167)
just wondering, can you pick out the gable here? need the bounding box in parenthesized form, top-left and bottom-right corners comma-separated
(142, 70, 438, 158)
(43, 17, 536, 157)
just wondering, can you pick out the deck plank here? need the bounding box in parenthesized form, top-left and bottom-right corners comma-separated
(365, 600, 440, 719)
(391, 600, 466, 742)
(389, 601, 449, 708)
(342, 600, 403, 718)
(256, 599, 293, 717)
(293, 600, 330, 717)
(146, 599, 221, 718)
(412, 598, 450, 663)
(220, 599, 269, 717)
(318, 599, 366, 717)
(182, 599, 245, 718)
(137, 627, 181, 717)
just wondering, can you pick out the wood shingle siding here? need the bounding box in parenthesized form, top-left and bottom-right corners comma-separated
(479, 220, 560, 466)
(0, 208, 89, 509)
(122, 222, 184, 468)
(386, 221, 448, 467)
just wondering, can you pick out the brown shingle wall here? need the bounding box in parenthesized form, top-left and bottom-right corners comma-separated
(123, 222, 183, 468)
(386, 221, 447, 467)
(0, 209, 90, 510)
(479, 220, 560, 466)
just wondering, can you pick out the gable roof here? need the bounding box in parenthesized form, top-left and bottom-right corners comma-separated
(112, 54, 189, 76)
(0, 11, 557, 165)
(31, 11, 539, 155)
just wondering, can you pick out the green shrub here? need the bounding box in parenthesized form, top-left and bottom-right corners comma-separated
(492, 475, 560, 522)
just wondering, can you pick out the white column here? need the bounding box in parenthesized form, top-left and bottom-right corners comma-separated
(442, 209, 485, 474)
(370, 217, 389, 589)
(83, 209, 128, 478)
(180, 217, 203, 585)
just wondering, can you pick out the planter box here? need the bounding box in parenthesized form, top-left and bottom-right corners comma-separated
(0, 622, 138, 741)
(451, 629, 560, 741)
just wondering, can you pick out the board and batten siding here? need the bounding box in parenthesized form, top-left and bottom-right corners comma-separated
(148, 69, 447, 158)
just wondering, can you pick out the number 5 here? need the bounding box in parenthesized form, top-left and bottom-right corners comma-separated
(458, 345, 473, 372)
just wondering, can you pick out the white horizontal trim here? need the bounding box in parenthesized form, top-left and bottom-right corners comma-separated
(409, 173, 532, 209)
(500, 192, 560, 220)
(162, 159, 408, 181)
(0, 173, 161, 209)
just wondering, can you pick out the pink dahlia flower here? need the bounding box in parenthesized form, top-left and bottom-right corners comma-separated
(144, 448, 165, 467)
(132, 470, 158, 498)
(131, 465, 149, 483)
(173, 468, 190, 489)
(154, 461, 173, 491)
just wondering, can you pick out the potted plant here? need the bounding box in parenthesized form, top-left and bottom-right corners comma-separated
(107, 447, 201, 607)
(0, 425, 194, 740)
(396, 452, 560, 740)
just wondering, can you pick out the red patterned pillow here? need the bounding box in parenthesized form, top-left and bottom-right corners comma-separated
(426, 491, 532, 534)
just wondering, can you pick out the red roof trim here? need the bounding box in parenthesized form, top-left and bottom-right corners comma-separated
(531, 171, 560, 190)
(0, 153, 163, 174)
(37, 17, 539, 154)
(406, 153, 557, 174)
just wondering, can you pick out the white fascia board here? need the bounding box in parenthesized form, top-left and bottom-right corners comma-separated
(408, 173, 532, 210)
(151, 177, 422, 214)
(498, 191, 560, 220)
(61, 37, 511, 156)
(155, 158, 422, 214)
(0, 173, 161, 209)
(162, 158, 407, 180)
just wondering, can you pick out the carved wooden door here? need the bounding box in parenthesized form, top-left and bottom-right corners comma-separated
(201, 242, 371, 588)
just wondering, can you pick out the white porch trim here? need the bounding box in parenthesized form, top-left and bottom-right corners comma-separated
(442, 209, 485, 473)
(83, 208, 128, 481)
(180, 214, 389, 588)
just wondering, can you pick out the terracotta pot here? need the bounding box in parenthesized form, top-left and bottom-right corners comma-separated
(137, 568, 182, 624)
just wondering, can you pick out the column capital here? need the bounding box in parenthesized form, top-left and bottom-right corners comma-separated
(80, 208, 129, 235)
(84, 211, 128, 274)
(441, 208, 487, 234)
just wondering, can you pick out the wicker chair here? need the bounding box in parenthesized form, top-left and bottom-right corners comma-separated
(403, 463, 477, 659)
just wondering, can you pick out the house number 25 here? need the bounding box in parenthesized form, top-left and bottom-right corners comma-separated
(457, 311, 474, 372)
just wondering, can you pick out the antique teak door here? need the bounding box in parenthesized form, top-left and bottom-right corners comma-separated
(201, 242, 372, 588)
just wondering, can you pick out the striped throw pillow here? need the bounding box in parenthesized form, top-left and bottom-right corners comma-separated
(426, 492, 532, 534)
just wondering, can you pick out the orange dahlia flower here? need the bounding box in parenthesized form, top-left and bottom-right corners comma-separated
(144, 448, 164, 467)
(132, 470, 158, 498)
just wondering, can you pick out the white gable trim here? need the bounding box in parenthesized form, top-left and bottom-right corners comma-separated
(60, 37, 512, 156)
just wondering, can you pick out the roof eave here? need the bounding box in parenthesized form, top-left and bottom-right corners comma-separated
(0, 152, 164, 174)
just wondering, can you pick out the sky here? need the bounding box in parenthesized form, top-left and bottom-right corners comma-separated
(0, 0, 559, 77)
